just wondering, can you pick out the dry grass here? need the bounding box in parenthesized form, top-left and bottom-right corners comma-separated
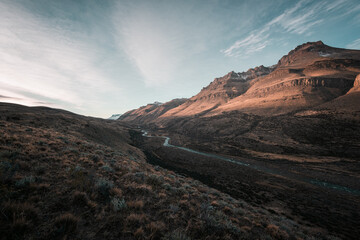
(53, 213, 79, 237)
(0, 103, 338, 239)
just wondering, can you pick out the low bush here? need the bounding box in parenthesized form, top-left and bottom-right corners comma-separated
(15, 175, 35, 187)
(95, 178, 114, 199)
(111, 197, 127, 212)
(53, 213, 79, 236)
(162, 229, 191, 240)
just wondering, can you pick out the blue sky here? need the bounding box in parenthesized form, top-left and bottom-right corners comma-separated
(1, 0, 360, 118)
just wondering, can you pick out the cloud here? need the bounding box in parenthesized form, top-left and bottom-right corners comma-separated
(0, 1, 117, 110)
(0, 88, 56, 107)
(222, 31, 270, 57)
(112, 2, 188, 86)
(347, 38, 360, 49)
(112, 1, 226, 87)
(222, 0, 356, 58)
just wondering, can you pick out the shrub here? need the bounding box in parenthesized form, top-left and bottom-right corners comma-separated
(35, 165, 46, 175)
(110, 187, 123, 197)
(126, 213, 147, 225)
(101, 164, 113, 172)
(147, 221, 165, 239)
(0, 202, 38, 239)
(266, 224, 289, 240)
(162, 229, 191, 240)
(127, 200, 144, 210)
(111, 197, 127, 212)
(169, 204, 180, 214)
(134, 227, 145, 239)
(200, 209, 241, 236)
(95, 178, 114, 199)
(69, 166, 90, 190)
(15, 175, 35, 187)
(72, 191, 89, 206)
(147, 174, 164, 188)
(0, 150, 19, 160)
(0, 160, 18, 182)
(54, 213, 78, 235)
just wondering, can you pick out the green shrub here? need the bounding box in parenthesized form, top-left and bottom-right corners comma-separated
(162, 229, 191, 240)
(111, 197, 126, 212)
(95, 178, 114, 199)
(147, 174, 164, 187)
(101, 164, 113, 172)
(15, 175, 35, 187)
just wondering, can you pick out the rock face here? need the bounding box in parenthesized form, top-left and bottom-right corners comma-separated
(120, 41, 360, 122)
(351, 73, 360, 91)
(213, 42, 360, 116)
(161, 65, 274, 117)
(119, 98, 187, 124)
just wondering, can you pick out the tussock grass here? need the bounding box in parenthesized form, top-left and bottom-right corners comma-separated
(0, 111, 338, 240)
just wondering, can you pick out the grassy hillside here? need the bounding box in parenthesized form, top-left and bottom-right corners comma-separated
(0, 103, 337, 240)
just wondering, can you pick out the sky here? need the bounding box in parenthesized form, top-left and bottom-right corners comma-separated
(1, 0, 360, 118)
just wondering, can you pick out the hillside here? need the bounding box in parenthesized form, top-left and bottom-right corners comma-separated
(120, 99, 187, 124)
(1, 102, 334, 239)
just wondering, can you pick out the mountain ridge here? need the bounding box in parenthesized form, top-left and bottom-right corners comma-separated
(119, 41, 360, 123)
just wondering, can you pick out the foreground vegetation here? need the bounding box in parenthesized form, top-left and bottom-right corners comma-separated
(0, 103, 338, 239)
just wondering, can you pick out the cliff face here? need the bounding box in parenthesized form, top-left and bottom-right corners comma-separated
(161, 65, 274, 118)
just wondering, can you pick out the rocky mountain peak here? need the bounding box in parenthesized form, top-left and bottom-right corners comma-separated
(277, 41, 330, 66)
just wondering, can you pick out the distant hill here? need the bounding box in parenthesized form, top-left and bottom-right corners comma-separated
(108, 114, 122, 120)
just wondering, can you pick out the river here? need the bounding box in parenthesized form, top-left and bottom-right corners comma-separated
(141, 130, 360, 195)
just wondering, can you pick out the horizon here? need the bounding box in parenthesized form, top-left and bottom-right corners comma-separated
(1, 0, 360, 118)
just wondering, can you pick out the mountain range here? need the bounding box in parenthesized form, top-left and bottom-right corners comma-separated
(120, 41, 360, 124)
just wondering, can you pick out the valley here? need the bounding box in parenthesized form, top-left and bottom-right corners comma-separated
(119, 41, 360, 239)
(129, 127, 360, 239)
(3, 0, 360, 239)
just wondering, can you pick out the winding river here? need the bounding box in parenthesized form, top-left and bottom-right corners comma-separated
(141, 130, 360, 195)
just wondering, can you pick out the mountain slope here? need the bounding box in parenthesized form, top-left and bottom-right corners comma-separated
(213, 41, 360, 116)
(162, 65, 274, 117)
(119, 98, 187, 124)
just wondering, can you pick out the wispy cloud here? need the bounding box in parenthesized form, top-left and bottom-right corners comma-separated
(112, 2, 189, 86)
(0, 88, 56, 107)
(0, 1, 117, 111)
(347, 38, 360, 49)
(112, 1, 226, 86)
(222, 0, 358, 58)
(114, 6, 180, 86)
